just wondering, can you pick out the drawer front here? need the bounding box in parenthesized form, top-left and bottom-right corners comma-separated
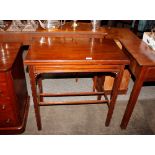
(0, 117, 17, 128)
(0, 82, 10, 98)
(0, 99, 17, 127)
(0, 98, 11, 112)
(0, 72, 7, 82)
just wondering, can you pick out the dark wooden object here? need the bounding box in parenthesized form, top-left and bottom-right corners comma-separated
(1, 23, 155, 129)
(105, 28, 155, 129)
(24, 37, 129, 130)
(0, 42, 29, 134)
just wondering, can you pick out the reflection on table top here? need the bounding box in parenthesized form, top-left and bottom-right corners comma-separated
(0, 42, 21, 71)
(25, 37, 130, 66)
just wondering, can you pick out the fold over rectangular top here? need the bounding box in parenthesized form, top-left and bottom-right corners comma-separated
(24, 38, 130, 66)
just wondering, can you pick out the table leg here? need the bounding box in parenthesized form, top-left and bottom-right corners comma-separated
(29, 66, 42, 130)
(38, 77, 43, 102)
(120, 67, 147, 129)
(105, 67, 124, 126)
(95, 76, 105, 100)
(93, 76, 97, 92)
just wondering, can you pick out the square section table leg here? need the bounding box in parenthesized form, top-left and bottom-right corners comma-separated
(105, 66, 124, 126)
(95, 75, 105, 100)
(38, 77, 43, 102)
(29, 66, 42, 130)
(120, 67, 147, 129)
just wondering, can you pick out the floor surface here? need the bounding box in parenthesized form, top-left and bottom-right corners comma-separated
(24, 75, 155, 135)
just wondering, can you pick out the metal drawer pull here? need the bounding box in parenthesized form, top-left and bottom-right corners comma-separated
(1, 104, 6, 110)
(6, 119, 10, 124)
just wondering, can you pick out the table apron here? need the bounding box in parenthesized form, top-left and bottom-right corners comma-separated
(32, 64, 124, 74)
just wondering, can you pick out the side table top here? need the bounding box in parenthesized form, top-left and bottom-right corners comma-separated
(24, 37, 130, 66)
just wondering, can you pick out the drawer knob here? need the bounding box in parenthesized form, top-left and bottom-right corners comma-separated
(1, 104, 6, 110)
(6, 119, 11, 124)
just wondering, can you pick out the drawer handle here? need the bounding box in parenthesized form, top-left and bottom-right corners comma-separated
(1, 104, 6, 110)
(6, 119, 11, 124)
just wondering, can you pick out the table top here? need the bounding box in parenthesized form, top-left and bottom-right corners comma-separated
(105, 28, 155, 67)
(24, 37, 130, 66)
(0, 42, 21, 71)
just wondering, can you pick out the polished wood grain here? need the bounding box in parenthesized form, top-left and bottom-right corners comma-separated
(24, 37, 129, 130)
(25, 38, 129, 65)
(0, 42, 22, 71)
(0, 43, 29, 134)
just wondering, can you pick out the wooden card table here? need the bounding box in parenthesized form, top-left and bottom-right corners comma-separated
(24, 37, 129, 130)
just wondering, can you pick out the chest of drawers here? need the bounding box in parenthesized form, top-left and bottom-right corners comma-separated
(0, 43, 29, 134)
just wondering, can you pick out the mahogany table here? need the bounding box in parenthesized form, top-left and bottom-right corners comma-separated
(1, 22, 155, 130)
(24, 37, 129, 130)
(104, 28, 155, 129)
